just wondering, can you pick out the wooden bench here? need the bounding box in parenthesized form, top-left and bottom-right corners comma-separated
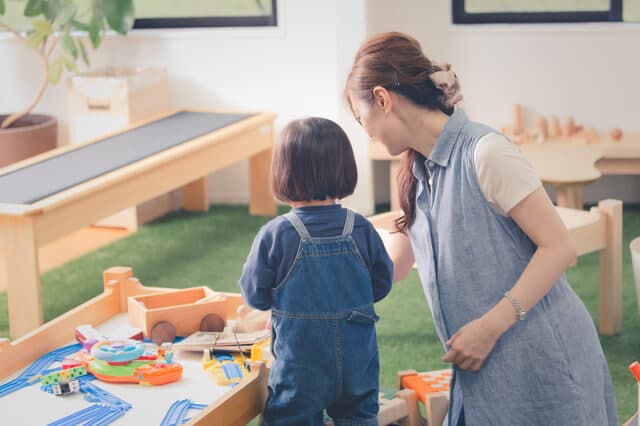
(0, 110, 277, 338)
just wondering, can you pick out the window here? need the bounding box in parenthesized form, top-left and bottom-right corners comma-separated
(452, 0, 640, 24)
(133, 0, 277, 29)
(0, 0, 277, 33)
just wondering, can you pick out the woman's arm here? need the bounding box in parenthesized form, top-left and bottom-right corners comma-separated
(443, 187, 576, 371)
(485, 186, 577, 332)
(377, 228, 415, 282)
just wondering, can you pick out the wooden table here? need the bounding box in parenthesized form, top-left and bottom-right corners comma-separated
(0, 267, 420, 426)
(0, 110, 277, 339)
(371, 136, 640, 211)
(0, 267, 270, 426)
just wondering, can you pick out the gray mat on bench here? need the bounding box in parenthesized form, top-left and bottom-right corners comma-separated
(0, 111, 253, 204)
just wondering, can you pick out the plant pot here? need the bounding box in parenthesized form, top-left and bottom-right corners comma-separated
(632, 236, 640, 320)
(0, 114, 58, 169)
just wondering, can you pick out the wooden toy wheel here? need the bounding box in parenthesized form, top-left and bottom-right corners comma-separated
(200, 313, 225, 332)
(150, 321, 176, 345)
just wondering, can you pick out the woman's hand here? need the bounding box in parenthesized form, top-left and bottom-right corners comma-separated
(441, 315, 503, 372)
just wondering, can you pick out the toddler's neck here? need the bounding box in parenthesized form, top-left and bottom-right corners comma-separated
(290, 198, 337, 208)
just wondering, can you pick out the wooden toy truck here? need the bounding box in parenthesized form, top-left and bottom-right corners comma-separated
(127, 286, 244, 344)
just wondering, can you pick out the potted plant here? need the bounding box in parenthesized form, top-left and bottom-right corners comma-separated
(0, 0, 134, 168)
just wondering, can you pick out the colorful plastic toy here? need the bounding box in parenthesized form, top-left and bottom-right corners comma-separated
(91, 339, 146, 364)
(202, 349, 249, 387)
(0, 342, 82, 399)
(160, 399, 208, 426)
(250, 336, 272, 366)
(397, 369, 452, 426)
(64, 341, 183, 386)
(39, 366, 88, 396)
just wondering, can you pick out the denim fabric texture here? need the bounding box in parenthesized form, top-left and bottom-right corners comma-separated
(262, 210, 383, 426)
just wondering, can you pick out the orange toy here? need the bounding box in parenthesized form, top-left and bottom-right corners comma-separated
(398, 369, 452, 426)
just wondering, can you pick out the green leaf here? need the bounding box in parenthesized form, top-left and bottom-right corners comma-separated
(42, 0, 60, 21)
(102, 0, 134, 34)
(32, 18, 53, 36)
(88, 15, 101, 48)
(56, 1, 77, 26)
(62, 55, 76, 72)
(25, 31, 45, 48)
(71, 19, 90, 32)
(48, 56, 64, 84)
(0, 0, 6, 16)
(62, 31, 77, 59)
(24, 0, 44, 17)
(77, 39, 89, 66)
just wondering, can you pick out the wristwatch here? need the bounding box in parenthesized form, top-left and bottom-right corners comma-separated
(504, 291, 527, 321)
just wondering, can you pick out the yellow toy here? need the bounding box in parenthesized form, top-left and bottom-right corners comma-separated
(202, 349, 250, 387)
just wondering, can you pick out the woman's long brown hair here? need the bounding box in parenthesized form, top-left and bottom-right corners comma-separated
(344, 32, 453, 232)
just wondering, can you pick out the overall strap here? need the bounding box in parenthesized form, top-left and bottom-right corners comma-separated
(284, 212, 312, 240)
(341, 209, 355, 237)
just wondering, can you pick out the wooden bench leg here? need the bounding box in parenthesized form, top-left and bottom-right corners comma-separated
(598, 199, 623, 335)
(249, 147, 277, 216)
(556, 184, 583, 210)
(0, 216, 43, 338)
(396, 388, 422, 426)
(183, 177, 209, 212)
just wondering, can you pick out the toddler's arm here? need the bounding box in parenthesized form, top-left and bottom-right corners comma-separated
(239, 229, 276, 311)
(369, 223, 393, 302)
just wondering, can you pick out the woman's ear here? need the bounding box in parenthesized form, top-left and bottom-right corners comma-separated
(372, 86, 392, 113)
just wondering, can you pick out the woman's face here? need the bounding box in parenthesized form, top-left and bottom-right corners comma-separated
(348, 91, 408, 156)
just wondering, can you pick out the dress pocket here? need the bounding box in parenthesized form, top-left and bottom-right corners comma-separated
(346, 310, 380, 325)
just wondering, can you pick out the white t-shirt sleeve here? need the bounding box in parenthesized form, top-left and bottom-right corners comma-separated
(474, 133, 542, 216)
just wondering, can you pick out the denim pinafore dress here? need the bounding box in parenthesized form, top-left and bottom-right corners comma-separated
(409, 109, 617, 425)
(262, 209, 381, 426)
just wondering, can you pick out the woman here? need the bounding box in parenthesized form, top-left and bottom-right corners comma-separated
(345, 31, 617, 425)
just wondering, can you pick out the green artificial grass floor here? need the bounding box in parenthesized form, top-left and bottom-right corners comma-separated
(1, 204, 639, 422)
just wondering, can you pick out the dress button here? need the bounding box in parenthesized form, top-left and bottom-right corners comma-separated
(426, 160, 435, 168)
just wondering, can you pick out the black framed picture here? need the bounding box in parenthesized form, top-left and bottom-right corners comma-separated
(452, 0, 627, 24)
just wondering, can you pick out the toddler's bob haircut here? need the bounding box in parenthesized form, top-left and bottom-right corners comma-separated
(271, 117, 358, 202)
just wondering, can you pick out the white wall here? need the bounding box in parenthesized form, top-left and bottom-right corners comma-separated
(3, 0, 639, 213)
(367, 0, 640, 204)
(0, 0, 375, 214)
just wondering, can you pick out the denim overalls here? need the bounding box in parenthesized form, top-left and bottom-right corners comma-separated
(262, 209, 380, 426)
(409, 109, 617, 425)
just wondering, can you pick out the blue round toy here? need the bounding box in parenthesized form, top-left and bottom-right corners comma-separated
(90, 339, 145, 363)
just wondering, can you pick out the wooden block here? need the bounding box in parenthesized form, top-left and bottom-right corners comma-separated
(536, 116, 549, 139)
(563, 116, 576, 137)
(611, 128, 623, 142)
(513, 104, 522, 134)
(549, 116, 561, 137)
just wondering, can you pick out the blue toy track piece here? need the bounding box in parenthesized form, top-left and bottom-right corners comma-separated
(160, 399, 207, 426)
(82, 382, 132, 411)
(47, 404, 114, 426)
(0, 343, 81, 398)
(222, 363, 243, 383)
(47, 381, 132, 426)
